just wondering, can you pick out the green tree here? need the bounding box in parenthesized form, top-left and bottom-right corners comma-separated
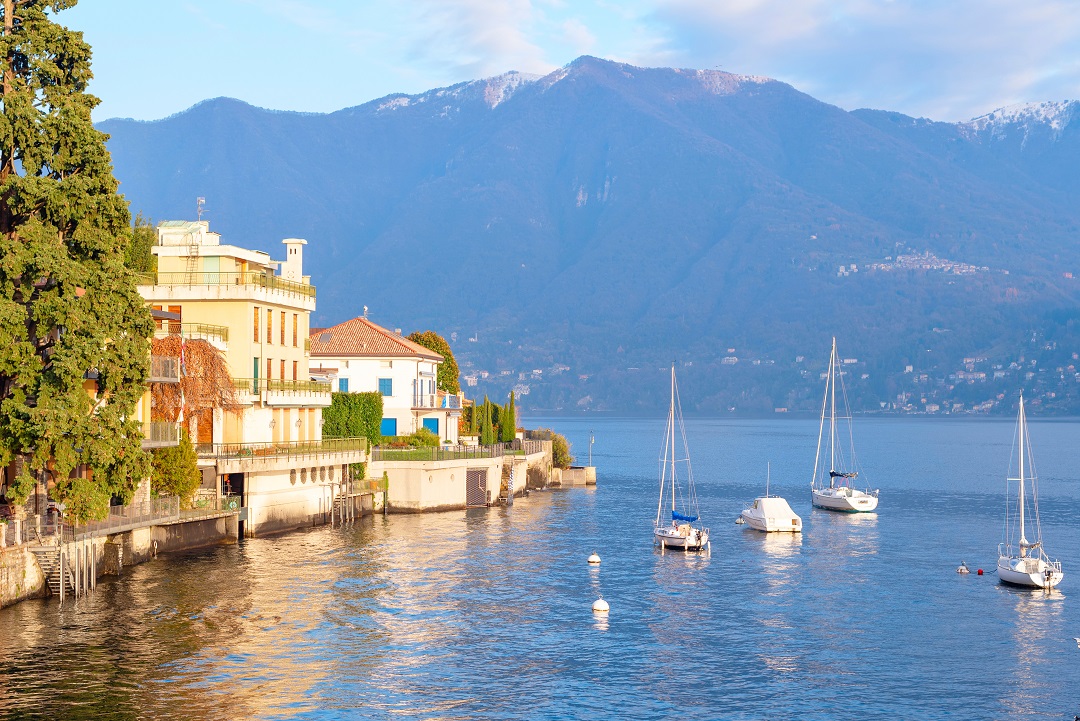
(0, 1, 153, 521)
(123, 213, 156, 273)
(151, 429, 200, 508)
(550, 430, 573, 468)
(407, 330, 460, 393)
(479, 396, 496, 445)
(500, 392, 516, 442)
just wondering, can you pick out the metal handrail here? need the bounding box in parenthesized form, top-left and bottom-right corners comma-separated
(137, 271, 316, 299)
(266, 379, 332, 394)
(198, 436, 367, 460)
(155, 322, 229, 343)
(144, 421, 180, 445)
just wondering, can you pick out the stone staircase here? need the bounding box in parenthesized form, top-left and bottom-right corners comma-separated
(29, 546, 74, 598)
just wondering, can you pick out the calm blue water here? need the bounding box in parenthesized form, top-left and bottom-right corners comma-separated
(1, 417, 1077, 720)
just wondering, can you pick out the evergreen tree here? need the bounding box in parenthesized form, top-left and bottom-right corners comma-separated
(406, 330, 460, 394)
(501, 392, 516, 442)
(151, 429, 200, 508)
(479, 396, 496, 445)
(0, 1, 153, 521)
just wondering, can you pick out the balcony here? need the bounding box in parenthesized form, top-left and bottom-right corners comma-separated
(231, 378, 332, 407)
(148, 355, 180, 383)
(155, 322, 229, 348)
(142, 421, 180, 449)
(137, 271, 316, 301)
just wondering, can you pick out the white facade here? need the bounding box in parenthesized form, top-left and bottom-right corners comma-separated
(309, 317, 462, 443)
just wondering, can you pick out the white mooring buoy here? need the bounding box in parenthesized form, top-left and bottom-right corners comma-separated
(956, 561, 970, 574)
(593, 596, 609, 614)
(588, 551, 601, 565)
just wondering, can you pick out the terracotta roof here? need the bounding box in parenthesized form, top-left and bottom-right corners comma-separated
(308, 317, 443, 361)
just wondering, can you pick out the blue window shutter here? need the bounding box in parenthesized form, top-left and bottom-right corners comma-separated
(339, 377, 349, 393)
(379, 378, 392, 396)
(423, 417, 439, 435)
(380, 417, 397, 436)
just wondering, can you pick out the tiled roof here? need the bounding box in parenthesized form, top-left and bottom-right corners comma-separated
(308, 317, 443, 360)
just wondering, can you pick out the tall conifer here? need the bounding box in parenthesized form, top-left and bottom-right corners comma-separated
(501, 392, 516, 442)
(0, 1, 152, 520)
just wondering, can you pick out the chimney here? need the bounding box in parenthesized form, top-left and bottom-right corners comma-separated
(281, 238, 307, 281)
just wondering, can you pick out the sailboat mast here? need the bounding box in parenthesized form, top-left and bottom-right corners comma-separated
(670, 365, 677, 517)
(830, 337, 837, 484)
(1018, 394, 1027, 556)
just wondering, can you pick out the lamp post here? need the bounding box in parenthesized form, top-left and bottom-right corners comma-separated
(589, 430, 594, 466)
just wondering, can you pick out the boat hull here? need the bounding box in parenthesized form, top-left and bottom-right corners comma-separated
(740, 499, 802, 533)
(654, 526, 710, 551)
(811, 488, 878, 513)
(997, 556, 1063, 588)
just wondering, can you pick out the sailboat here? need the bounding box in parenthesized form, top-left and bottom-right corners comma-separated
(997, 394, 1063, 589)
(810, 337, 879, 512)
(654, 365, 710, 551)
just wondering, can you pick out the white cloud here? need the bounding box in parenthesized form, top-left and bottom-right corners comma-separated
(409, 0, 557, 79)
(647, 0, 1080, 120)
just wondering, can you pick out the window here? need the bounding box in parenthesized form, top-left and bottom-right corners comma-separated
(339, 378, 349, 393)
(293, 314, 298, 347)
(378, 378, 392, 396)
(267, 309, 273, 344)
(280, 360, 286, 381)
(254, 307, 260, 341)
(267, 358, 272, 380)
(292, 360, 298, 381)
(280, 311, 286, 345)
(423, 418, 439, 435)
(168, 306, 181, 334)
(380, 417, 397, 436)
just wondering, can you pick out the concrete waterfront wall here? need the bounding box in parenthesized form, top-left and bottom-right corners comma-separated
(553, 466, 596, 486)
(0, 516, 237, 609)
(0, 546, 46, 608)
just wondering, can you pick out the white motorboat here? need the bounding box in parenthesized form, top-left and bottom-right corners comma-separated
(741, 465, 802, 532)
(653, 365, 709, 551)
(997, 394, 1063, 589)
(810, 337, 879, 513)
(741, 497, 802, 533)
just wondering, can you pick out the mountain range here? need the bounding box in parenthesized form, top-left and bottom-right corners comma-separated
(99, 56, 1080, 414)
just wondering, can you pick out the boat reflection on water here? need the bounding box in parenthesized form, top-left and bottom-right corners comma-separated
(999, 587, 1065, 717)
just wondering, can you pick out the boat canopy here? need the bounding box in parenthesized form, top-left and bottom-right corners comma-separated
(829, 470, 858, 479)
(672, 511, 698, 523)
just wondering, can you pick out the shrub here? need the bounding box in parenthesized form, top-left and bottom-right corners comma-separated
(536, 427, 574, 468)
(152, 429, 201, 508)
(405, 427, 440, 447)
(323, 391, 383, 444)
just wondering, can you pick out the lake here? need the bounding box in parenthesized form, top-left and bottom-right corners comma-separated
(1, 417, 1077, 719)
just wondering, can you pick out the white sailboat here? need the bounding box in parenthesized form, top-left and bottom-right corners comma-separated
(741, 464, 802, 533)
(810, 337, 879, 512)
(654, 365, 710, 551)
(997, 394, 1063, 589)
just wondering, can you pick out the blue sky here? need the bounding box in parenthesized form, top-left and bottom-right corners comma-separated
(66, 0, 1080, 123)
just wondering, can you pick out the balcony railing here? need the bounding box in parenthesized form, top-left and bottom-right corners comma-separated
(267, 379, 332, 394)
(154, 322, 229, 344)
(371, 438, 545, 462)
(197, 436, 367, 460)
(232, 378, 332, 395)
(137, 271, 316, 299)
(440, 394, 462, 409)
(142, 421, 180, 449)
(413, 393, 437, 409)
(149, 355, 180, 383)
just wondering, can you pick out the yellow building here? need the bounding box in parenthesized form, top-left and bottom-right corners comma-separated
(137, 221, 366, 536)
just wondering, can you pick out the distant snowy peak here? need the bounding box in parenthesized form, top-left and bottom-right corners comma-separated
(687, 68, 773, 95)
(375, 71, 541, 114)
(961, 100, 1079, 141)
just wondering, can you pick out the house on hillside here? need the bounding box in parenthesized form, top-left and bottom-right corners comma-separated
(308, 317, 462, 443)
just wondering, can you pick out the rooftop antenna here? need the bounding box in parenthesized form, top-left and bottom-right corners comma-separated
(363, 305, 368, 318)
(197, 197, 206, 220)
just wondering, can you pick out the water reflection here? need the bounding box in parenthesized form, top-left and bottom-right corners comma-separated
(999, 586, 1066, 717)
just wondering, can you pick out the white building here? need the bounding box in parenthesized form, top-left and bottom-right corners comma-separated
(309, 317, 462, 443)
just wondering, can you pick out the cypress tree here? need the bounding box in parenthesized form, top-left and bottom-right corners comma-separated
(480, 396, 495, 445)
(0, 1, 153, 521)
(501, 392, 516, 442)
